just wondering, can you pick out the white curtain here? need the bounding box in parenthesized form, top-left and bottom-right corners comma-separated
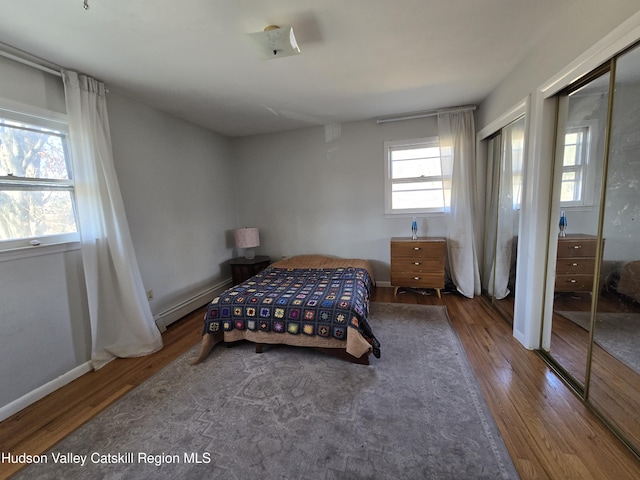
(483, 117, 525, 300)
(438, 108, 481, 298)
(493, 118, 525, 299)
(63, 70, 162, 369)
(482, 134, 501, 295)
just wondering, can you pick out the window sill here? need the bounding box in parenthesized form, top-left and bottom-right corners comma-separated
(560, 205, 596, 212)
(384, 212, 445, 219)
(0, 241, 81, 263)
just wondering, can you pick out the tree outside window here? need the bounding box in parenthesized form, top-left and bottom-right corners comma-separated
(0, 117, 78, 249)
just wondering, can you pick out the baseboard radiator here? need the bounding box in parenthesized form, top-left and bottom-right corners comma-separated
(154, 278, 231, 332)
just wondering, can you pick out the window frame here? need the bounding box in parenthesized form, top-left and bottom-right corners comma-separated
(384, 136, 445, 216)
(560, 120, 599, 208)
(0, 100, 80, 252)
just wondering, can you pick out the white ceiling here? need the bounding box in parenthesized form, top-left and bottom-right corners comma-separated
(0, 0, 573, 137)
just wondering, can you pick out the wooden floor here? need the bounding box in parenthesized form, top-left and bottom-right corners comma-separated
(548, 291, 640, 451)
(2, 287, 640, 479)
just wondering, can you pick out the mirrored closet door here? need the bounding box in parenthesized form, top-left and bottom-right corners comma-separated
(482, 116, 525, 323)
(541, 41, 640, 456)
(587, 43, 640, 452)
(543, 69, 610, 387)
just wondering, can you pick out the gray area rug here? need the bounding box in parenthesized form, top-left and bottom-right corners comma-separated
(14, 302, 519, 480)
(558, 310, 640, 375)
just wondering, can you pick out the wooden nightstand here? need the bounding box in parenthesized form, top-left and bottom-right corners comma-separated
(390, 237, 446, 297)
(229, 255, 271, 285)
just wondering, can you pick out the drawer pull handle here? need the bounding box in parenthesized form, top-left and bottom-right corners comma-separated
(570, 279, 577, 283)
(414, 262, 421, 265)
(414, 276, 421, 280)
(572, 245, 582, 249)
(413, 247, 421, 251)
(571, 263, 578, 266)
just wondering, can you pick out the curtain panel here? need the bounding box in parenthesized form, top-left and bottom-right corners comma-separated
(63, 70, 162, 369)
(494, 119, 525, 299)
(438, 108, 481, 298)
(483, 117, 525, 300)
(483, 134, 501, 296)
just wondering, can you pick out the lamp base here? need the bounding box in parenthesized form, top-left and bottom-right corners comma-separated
(244, 249, 256, 260)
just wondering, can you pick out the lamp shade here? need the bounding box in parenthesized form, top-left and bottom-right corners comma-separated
(234, 227, 260, 249)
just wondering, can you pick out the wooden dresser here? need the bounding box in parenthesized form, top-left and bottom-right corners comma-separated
(390, 237, 446, 297)
(555, 234, 601, 292)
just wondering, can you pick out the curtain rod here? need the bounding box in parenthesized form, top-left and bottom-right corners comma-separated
(376, 105, 477, 124)
(0, 42, 62, 77)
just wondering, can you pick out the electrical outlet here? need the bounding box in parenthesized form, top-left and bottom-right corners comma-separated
(146, 289, 153, 300)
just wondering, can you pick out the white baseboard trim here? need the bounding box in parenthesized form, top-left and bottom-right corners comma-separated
(0, 280, 232, 422)
(0, 361, 93, 422)
(154, 279, 232, 332)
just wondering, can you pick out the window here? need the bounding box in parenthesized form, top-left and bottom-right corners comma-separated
(559, 121, 600, 208)
(385, 137, 446, 214)
(0, 108, 79, 250)
(505, 117, 525, 210)
(560, 126, 590, 205)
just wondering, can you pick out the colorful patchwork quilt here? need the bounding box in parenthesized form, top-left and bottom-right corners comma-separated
(203, 267, 380, 356)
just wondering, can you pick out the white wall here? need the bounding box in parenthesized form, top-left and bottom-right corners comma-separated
(477, 0, 640, 132)
(0, 55, 91, 414)
(107, 92, 237, 318)
(0, 248, 90, 409)
(231, 117, 447, 283)
(602, 81, 640, 262)
(0, 55, 65, 114)
(0, 57, 238, 416)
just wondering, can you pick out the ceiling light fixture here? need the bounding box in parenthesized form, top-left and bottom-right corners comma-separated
(248, 25, 301, 60)
(83, 0, 89, 10)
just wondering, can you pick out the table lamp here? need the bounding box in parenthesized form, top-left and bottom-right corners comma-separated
(234, 227, 260, 259)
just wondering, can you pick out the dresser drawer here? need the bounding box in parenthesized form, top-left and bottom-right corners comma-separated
(555, 257, 596, 275)
(391, 258, 444, 274)
(555, 275, 595, 292)
(556, 238, 598, 258)
(391, 272, 445, 289)
(391, 240, 445, 259)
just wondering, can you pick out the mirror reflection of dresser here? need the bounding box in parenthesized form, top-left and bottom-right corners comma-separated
(555, 234, 602, 293)
(539, 41, 640, 458)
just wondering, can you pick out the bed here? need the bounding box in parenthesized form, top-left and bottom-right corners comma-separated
(191, 255, 381, 365)
(617, 260, 640, 303)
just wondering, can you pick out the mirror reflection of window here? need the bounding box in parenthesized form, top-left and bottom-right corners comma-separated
(561, 127, 589, 203)
(509, 124, 525, 210)
(560, 80, 606, 209)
